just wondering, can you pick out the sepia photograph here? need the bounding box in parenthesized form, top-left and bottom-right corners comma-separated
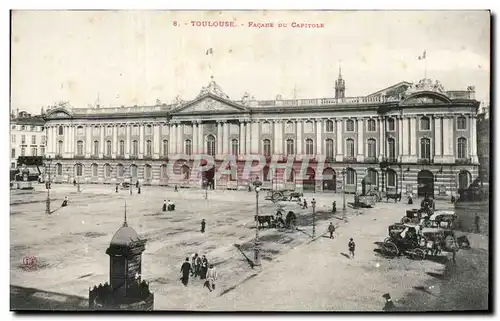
(9, 9, 490, 312)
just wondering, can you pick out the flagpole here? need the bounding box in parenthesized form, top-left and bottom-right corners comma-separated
(424, 57, 427, 79)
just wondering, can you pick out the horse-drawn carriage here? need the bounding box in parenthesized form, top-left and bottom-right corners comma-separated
(120, 182, 131, 189)
(265, 190, 303, 203)
(401, 209, 425, 224)
(420, 211, 458, 229)
(255, 210, 297, 229)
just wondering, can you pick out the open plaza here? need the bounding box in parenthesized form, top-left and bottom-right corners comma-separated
(10, 184, 489, 311)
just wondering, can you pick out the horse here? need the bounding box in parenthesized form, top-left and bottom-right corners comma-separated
(386, 193, 402, 203)
(254, 215, 274, 228)
(288, 192, 303, 202)
(285, 211, 297, 228)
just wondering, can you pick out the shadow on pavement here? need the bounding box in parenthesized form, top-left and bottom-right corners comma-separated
(340, 252, 350, 259)
(11, 285, 88, 311)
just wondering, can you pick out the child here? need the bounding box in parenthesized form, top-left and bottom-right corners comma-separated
(348, 238, 356, 259)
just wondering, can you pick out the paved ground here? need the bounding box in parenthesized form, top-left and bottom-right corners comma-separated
(10, 184, 489, 311)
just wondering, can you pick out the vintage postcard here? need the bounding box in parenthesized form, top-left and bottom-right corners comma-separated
(9, 10, 490, 312)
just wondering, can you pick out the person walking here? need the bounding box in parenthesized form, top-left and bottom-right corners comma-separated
(174, 184, 179, 192)
(180, 258, 191, 286)
(332, 201, 337, 213)
(115, 184, 119, 193)
(201, 219, 206, 233)
(195, 254, 202, 278)
(191, 254, 199, 277)
(303, 199, 308, 209)
(200, 255, 209, 280)
(162, 199, 167, 212)
(348, 238, 356, 259)
(475, 213, 480, 233)
(205, 264, 217, 292)
(328, 222, 336, 239)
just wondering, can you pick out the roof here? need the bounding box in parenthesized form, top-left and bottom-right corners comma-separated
(109, 225, 141, 247)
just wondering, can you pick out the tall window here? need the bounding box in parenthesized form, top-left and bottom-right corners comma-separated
(345, 119, 355, 132)
(420, 138, 431, 159)
(231, 139, 239, 156)
(387, 118, 395, 131)
(185, 140, 192, 156)
(132, 125, 139, 136)
(104, 164, 111, 178)
(106, 140, 112, 156)
(146, 125, 152, 135)
(367, 119, 376, 132)
(132, 140, 138, 156)
(119, 126, 125, 135)
(305, 139, 314, 155)
(119, 140, 125, 156)
(77, 126, 84, 136)
(58, 141, 63, 155)
(263, 139, 271, 157)
(117, 164, 124, 177)
(346, 138, 355, 157)
(206, 135, 216, 156)
(21, 135, 26, 144)
(285, 121, 294, 134)
(31, 135, 36, 144)
(346, 168, 356, 185)
(144, 165, 152, 179)
(21, 147, 25, 156)
(387, 170, 396, 187)
(286, 139, 295, 156)
(304, 121, 313, 133)
(56, 164, 63, 176)
(41, 135, 46, 144)
(11, 135, 15, 143)
(387, 138, 396, 158)
(325, 120, 334, 132)
(457, 138, 467, 159)
(146, 140, 152, 156)
(262, 121, 271, 133)
(31, 147, 37, 156)
(367, 138, 377, 157)
(160, 165, 168, 179)
(92, 164, 98, 177)
(367, 169, 378, 186)
(420, 116, 430, 130)
(11, 149, 15, 158)
(93, 141, 99, 156)
(93, 126, 100, 136)
(40, 146, 45, 155)
(75, 164, 83, 177)
(58, 126, 64, 135)
(106, 126, 113, 136)
(457, 116, 467, 130)
(163, 140, 168, 156)
(76, 141, 84, 156)
(325, 139, 334, 158)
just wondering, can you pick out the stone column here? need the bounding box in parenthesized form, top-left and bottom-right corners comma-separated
(217, 121, 223, 156)
(398, 117, 403, 159)
(276, 120, 283, 155)
(168, 123, 175, 155)
(112, 125, 117, 157)
(316, 120, 322, 156)
(357, 118, 364, 161)
(410, 117, 417, 160)
(296, 120, 302, 155)
(192, 121, 198, 156)
(251, 121, 259, 154)
(335, 119, 343, 161)
(153, 124, 160, 158)
(126, 125, 131, 156)
(273, 120, 280, 154)
(198, 122, 204, 154)
(245, 121, 251, 155)
(378, 117, 385, 161)
(85, 125, 92, 157)
(139, 124, 145, 157)
(402, 117, 409, 161)
(239, 122, 246, 156)
(442, 117, 451, 157)
(434, 115, 442, 161)
(223, 121, 229, 155)
(100, 125, 105, 157)
(471, 115, 478, 163)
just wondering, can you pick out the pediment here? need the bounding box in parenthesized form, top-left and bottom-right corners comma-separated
(171, 95, 247, 114)
(400, 92, 451, 106)
(45, 107, 72, 119)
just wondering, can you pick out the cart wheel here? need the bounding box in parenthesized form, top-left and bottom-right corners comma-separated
(413, 248, 426, 260)
(383, 241, 399, 258)
(401, 217, 410, 224)
(384, 237, 391, 243)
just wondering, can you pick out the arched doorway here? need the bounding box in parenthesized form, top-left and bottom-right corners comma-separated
(363, 168, 378, 195)
(417, 170, 434, 197)
(322, 168, 336, 192)
(181, 165, 191, 184)
(458, 170, 471, 190)
(303, 167, 316, 192)
(200, 159, 215, 189)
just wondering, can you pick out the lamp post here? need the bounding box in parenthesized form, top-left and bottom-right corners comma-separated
(45, 156, 52, 214)
(203, 179, 208, 199)
(253, 177, 263, 267)
(311, 198, 316, 238)
(342, 169, 346, 210)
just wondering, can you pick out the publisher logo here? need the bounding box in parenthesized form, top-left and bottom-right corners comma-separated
(22, 256, 37, 272)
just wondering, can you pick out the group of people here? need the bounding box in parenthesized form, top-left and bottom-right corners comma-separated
(162, 199, 175, 212)
(180, 254, 217, 292)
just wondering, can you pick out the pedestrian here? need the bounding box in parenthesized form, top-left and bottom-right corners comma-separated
(205, 264, 217, 292)
(303, 199, 308, 209)
(136, 181, 139, 188)
(73, 179, 76, 186)
(407, 194, 413, 205)
(138, 186, 141, 194)
(61, 196, 68, 207)
(162, 199, 167, 212)
(201, 219, 206, 233)
(195, 254, 202, 278)
(200, 255, 209, 279)
(348, 238, 356, 259)
(174, 184, 179, 192)
(328, 222, 336, 239)
(382, 293, 396, 311)
(191, 253, 199, 276)
(115, 184, 119, 193)
(475, 213, 480, 233)
(129, 185, 132, 195)
(180, 258, 191, 286)
(332, 201, 337, 213)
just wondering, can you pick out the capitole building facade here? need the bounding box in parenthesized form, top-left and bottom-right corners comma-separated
(43, 71, 480, 197)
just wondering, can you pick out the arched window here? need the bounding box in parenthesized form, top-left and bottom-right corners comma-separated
(185, 139, 192, 155)
(387, 170, 397, 187)
(420, 138, 431, 159)
(106, 126, 112, 136)
(263, 139, 272, 157)
(345, 119, 355, 132)
(262, 121, 271, 133)
(119, 125, 125, 135)
(56, 163, 63, 176)
(117, 164, 124, 177)
(58, 126, 64, 135)
(325, 120, 334, 132)
(367, 138, 377, 157)
(367, 119, 376, 132)
(206, 135, 216, 156)
(58, 140, 63, 155)
(231, 139, 239, 156)
(145, 125, 152, 135)
(132, 125, 139, 136)
(305, 139, 314, 155)
(387, 118, 395, 131)
(387, 138, 396, 159)
(77, 126, 84, 136)
(367, 169, 378, 187)
(76, 140, 84, 156)
(285, 121, 294, 134)
(132, 140, 138, 156)
(457, 116, 467, 130)
(304, 121, 314, 133)
(146, 140, 152, 156)
(144, 165, 152, 179)
(346, 168, 356, 185)
(91, 163, 98, 177)
(458, 171, 470, 190)
(263, 166, 270, 181)
(104, 164, 111, 178)
(93, 140, 99, 156)
(160, 164, 168, 179)
(119, 140, 125, 156)
(457, 137, 467, 159)
(93, 126, 100, 136)
(163, 140, 168, 156)
(325, 139, 334, 158)
(130, 165, 137, 178)
(286, 139, 295, 156)
(346, 138, 355, 157)
(75, 164, 83, 177)
(420, 116, 430, 131)
(106, 140, 112, 156)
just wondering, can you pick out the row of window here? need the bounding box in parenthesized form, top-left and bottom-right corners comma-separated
(11, 134, 46, 145)
(57, 115, 470, 138)
(11, 125, 42, 132)
(11, 147, 44, 158)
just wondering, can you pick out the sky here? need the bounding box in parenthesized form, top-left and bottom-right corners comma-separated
(11, 10, 490, 114)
